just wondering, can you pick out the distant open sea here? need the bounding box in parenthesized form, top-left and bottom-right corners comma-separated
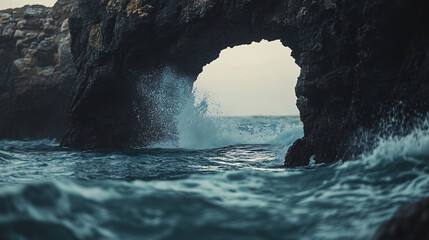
(0, 116, 428, 240)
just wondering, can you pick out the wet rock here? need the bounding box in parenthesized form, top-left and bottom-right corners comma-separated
(0, 0, 77, 140)
(374, 197, 429, 240)
(1, 24, 14, 38)
(0, 13, 11, 21)
(37, 36, 56, 67)
(13, 30, 25, 39)
(16, 19, 27, 29)
(24, 7, 49, 19)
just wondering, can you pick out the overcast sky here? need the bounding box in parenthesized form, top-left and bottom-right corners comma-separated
(194, 40, 299, 116)
(0, 0, 56, 9)
(1, 2, 300, 116)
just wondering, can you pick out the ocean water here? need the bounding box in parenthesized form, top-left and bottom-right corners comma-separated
(1, 68, 429, 240)
(1, 115, 429, 240)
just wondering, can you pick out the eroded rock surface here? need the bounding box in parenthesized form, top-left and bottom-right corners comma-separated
(64, 0, 429, 168)
(0, 0, 77, 139)
(63, 0, 325, 149)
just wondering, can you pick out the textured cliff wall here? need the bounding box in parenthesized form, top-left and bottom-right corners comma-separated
(0, 0, 77, 139)
(286, 0, 429, 166)
(63, 0, 428, 169)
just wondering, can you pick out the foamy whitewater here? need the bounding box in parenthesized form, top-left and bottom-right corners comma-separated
(0, 69, 428, 240)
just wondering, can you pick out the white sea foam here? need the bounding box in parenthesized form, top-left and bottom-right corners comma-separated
(341, 118, 429, 169)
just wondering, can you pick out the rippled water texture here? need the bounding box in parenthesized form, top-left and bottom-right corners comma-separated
(0, 116, 428, 240)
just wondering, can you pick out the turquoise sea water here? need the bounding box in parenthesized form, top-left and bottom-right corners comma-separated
(0, 116, 428, 240)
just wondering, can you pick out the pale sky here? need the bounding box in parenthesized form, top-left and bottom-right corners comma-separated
(0, 0, 56, 9)
(194, 40, 300, 116)
(2, 2, 300, 116)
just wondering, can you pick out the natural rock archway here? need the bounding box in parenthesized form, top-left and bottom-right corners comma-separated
(62, 0, 429, 167)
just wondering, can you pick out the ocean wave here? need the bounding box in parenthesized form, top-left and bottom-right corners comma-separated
(0, 157, 427, 240)
(341, 118, 429, 170)
(0, 181, 117, 240)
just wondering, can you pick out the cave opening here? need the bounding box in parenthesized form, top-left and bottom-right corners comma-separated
(133, 40, 302, 150)
(159, 39, 304, 150)
(193, 40, 300, 117)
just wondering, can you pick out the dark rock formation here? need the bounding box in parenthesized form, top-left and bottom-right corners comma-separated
(64, 0, 429, 169)
(286, 0, 429, 167)
(374, 197, 429, 240)
(63, 0, 326, 149)
(0, 0, 77, 140)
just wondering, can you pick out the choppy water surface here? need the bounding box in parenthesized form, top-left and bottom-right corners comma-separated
(0, 116, 428, 240)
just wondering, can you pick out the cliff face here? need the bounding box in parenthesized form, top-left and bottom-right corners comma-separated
(63, 0, 328, 149)
(0, 0, 77, 140)
(286, 0, 429, 166)
(64, 0, 429, 168)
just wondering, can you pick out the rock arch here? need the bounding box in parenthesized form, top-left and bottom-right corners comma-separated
(62, 0, 429, 167)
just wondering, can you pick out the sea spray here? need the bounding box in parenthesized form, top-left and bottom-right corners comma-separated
(344, 110, 429, 162)
(137, 67, 303, 151)
(136, 67, 194, 145)
(342, 117, 429, 170)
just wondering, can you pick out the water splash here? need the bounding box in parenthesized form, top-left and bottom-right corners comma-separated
(138, 67, 303, 150)
(343, 117, 429, 170)
(136, 67, 193, 144)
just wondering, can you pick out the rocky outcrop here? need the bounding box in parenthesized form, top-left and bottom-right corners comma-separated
(286, 0, 429, 167)
(0, 0, 77, 140)
(63, 0, 305, 148)
(374, 197, 429, 240)
(63, 0, 429, 168)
